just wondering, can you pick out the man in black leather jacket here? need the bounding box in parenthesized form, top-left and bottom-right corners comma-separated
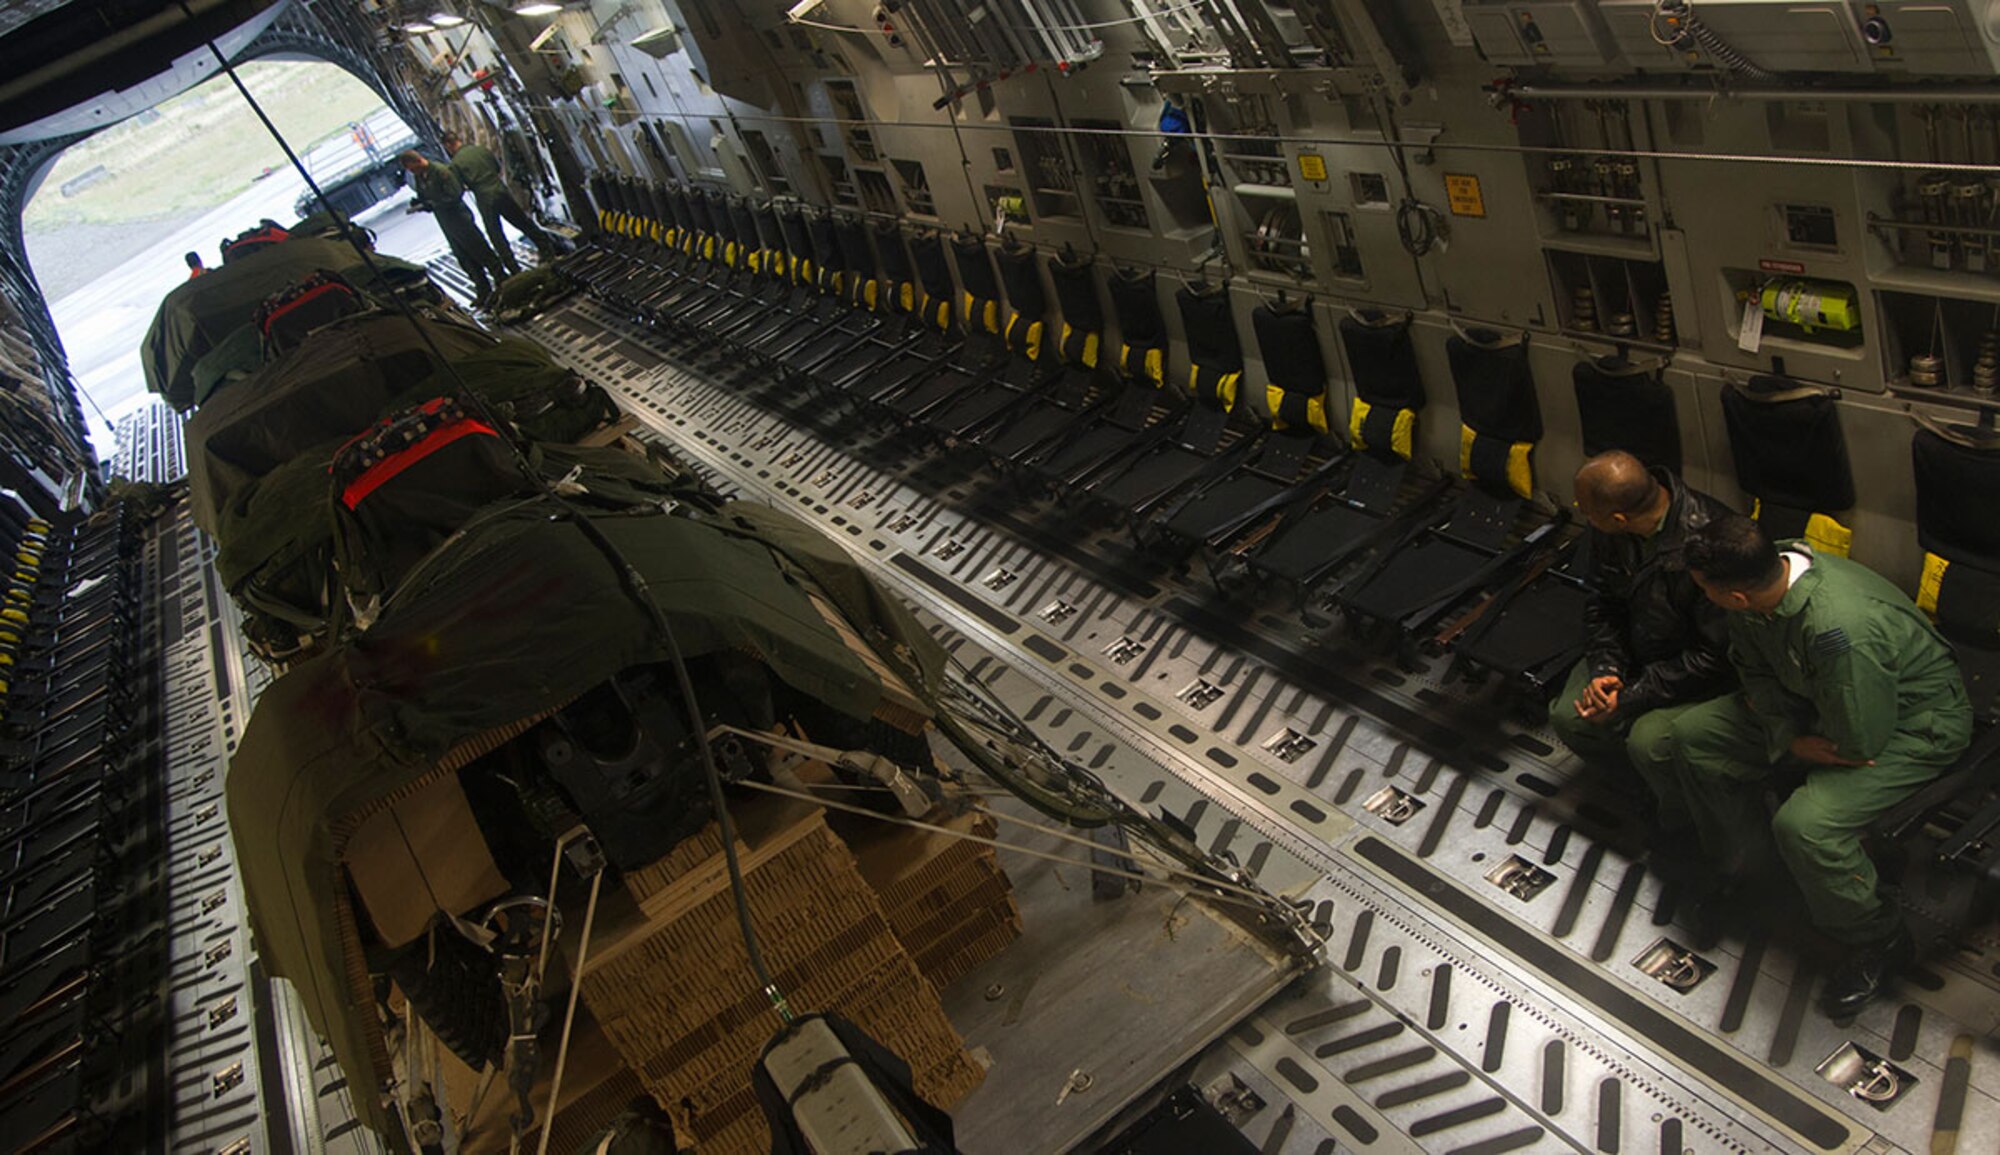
(1549, 451, 1735, 832)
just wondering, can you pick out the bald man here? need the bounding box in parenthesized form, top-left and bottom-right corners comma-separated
(1550, 452, 1735, 834)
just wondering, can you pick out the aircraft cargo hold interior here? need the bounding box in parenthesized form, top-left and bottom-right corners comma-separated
(4, 2, 2000, 1154)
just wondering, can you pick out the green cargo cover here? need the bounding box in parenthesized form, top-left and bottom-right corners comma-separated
(184, 313, 496, 534)
(143, 236, 430, 410)
(227, 498, 943, 1131)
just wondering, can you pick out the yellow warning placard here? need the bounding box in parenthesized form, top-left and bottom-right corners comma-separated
(1444, 173, 1486, 218)
(1296, 153, 1328, 183)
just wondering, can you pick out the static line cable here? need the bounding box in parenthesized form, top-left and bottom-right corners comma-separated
(735, 778, 1294, 916)
(705, 722, 1269, 900)
(186, 0, 796, 1063)
(786, 15, 873, 34)
(787, 5, 1195, 34)
(1008, 0, 1208, 32)
(517, 94, 2000, 175)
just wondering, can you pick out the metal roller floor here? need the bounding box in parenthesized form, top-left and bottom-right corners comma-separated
(505, 289, 2000, 1155)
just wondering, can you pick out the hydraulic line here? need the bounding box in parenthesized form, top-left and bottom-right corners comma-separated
(1653, 0, 1776, 82)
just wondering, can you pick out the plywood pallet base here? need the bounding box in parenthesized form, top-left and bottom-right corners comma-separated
(579, 794, 1011, 1154)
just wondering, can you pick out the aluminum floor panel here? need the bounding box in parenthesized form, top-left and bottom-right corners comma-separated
(517, 293, 2000, 1155)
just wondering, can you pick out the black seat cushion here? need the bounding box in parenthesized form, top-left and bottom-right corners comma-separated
(951, 233, 1000, 300)
(874, 220, 916, 311)
(1254, 305, 1328, 433)
(835, 217, 875, 278)
(1720, 379, 1856, 514)
(778, 207, 812, 269)
(1912, 427, 2000, 651)
(910, 232, 957, 328)
(1448, 332, 1540, 496)
(1109, 268, 1167, 386)
(1448, 334, 1540, 444)
(754, 202, 786, 253)
(951, 234, 1002, 335)
(1177, 285, 1243, 411)
(724, 196, 759, 257)
(1050, 255, 1104, 367)
(995, 244, 1047, 318)
(1340, 316, 1426, 411)
(1913, 428, 2000, 569)
(996, 245, 1048, 358)
(1574, 361, 1681, 472)
(808, 216, 841, 288)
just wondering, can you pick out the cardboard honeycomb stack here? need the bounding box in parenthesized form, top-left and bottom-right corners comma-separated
(846, 807, 1022, 991)
(580, 795, 986, 1154)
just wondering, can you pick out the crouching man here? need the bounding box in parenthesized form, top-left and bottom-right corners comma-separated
(1549, 451, 1734, 834)
(1675, 515, 1971, 1015)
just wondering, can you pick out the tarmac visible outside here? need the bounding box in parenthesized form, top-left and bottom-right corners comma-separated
(27, 104, 451, 456)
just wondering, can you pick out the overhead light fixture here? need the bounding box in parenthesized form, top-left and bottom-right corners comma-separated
(403, 20, 438, 33)
(430, 10, 467, 26)
(629, 22, 679, 55)
(529, 22, 565, 49)
(514, 2, 563, 14)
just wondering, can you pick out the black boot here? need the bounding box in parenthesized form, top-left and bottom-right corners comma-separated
(1819, 922, 1915, 1018)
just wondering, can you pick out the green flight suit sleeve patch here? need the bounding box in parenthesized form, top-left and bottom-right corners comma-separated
(1810, 627, 1850, 659)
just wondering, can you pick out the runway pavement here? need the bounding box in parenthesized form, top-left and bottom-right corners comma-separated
(34, 106, 444, 453)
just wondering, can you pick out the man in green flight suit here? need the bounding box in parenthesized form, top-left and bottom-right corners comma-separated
(442, 130, 556, 276)
(1675, 515, 1971, 1015)
(398, 149, 507, 304)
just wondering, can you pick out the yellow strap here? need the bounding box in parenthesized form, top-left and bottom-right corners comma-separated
(1917, 551, 1947, 616)
(1268, 385, 1329, 434)
(1804, 512, 1853, 558)
(1459, 425, 1535, 499)
(1389, 408, 1415, 459)
(1190, 365, 1240, 411)
(1349, 398, 1373, 451)
(900, 282, 915, 312)
(1120, 343, 1168, 383)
